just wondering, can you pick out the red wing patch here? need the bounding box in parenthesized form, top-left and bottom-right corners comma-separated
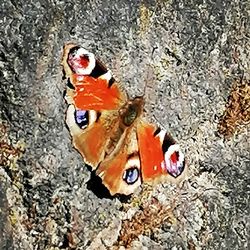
(72, 75, 124, 110)
(137, 123, 165, 181)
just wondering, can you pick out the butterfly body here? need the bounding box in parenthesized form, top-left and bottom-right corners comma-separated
(62, 43, 186, 196)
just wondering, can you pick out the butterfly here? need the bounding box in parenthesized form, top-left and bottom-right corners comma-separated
(62, 43, 186, 196)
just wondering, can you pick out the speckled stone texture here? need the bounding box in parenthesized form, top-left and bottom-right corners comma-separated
(0, 0, 249, 249)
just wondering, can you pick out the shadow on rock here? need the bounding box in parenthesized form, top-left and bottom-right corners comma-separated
(86, 171, 114, 199)
(86, 171, 132, 202)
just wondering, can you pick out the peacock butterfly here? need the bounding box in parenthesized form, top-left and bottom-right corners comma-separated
(62, 43, 186, 196)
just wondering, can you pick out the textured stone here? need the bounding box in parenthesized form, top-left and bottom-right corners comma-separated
(0, 0, 249, 249)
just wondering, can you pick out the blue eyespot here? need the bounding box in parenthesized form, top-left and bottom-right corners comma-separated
(74, 109, 88, 128)
(123, 167, 139, 185)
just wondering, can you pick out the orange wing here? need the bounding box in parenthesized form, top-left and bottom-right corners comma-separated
(95, 121, 186, 196)
(72, 74, 124, 110)
(63, 44, 127, 168)
(62, 43, 126, 111)
(66, 105, 114, 167)
(96, 128, 142, 196)
(137, 122, 186, 183)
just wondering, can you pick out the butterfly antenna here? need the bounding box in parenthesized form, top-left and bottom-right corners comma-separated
(142, 62, 155, 98)
(142, 46, 158, 98)
(152, 114, 167, 131)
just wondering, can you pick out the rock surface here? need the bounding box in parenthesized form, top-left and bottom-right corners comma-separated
(0, 0, 249, 249)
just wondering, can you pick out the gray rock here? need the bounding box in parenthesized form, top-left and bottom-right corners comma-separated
(0, 0, 249, 249)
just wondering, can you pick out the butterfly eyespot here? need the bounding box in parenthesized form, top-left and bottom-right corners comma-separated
(67, 46, 95, 75)
(123, 167, 139, 185)
(164, 145, 185, 178)
(74, 109, 89, 129)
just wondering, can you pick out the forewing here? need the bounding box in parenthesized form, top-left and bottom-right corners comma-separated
(62, 43, 126, 110)
(63, 43, 127, 168)
(137, 122, 186, 183)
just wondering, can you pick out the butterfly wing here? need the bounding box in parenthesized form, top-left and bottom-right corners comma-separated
(66, 104, 122, 167)
(62, 43, 127, 111)
(95, 127, 142, 196)
(63, 44, 127, 168)
(94, 121, 186, 196)
(137, 122, 186, 183)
